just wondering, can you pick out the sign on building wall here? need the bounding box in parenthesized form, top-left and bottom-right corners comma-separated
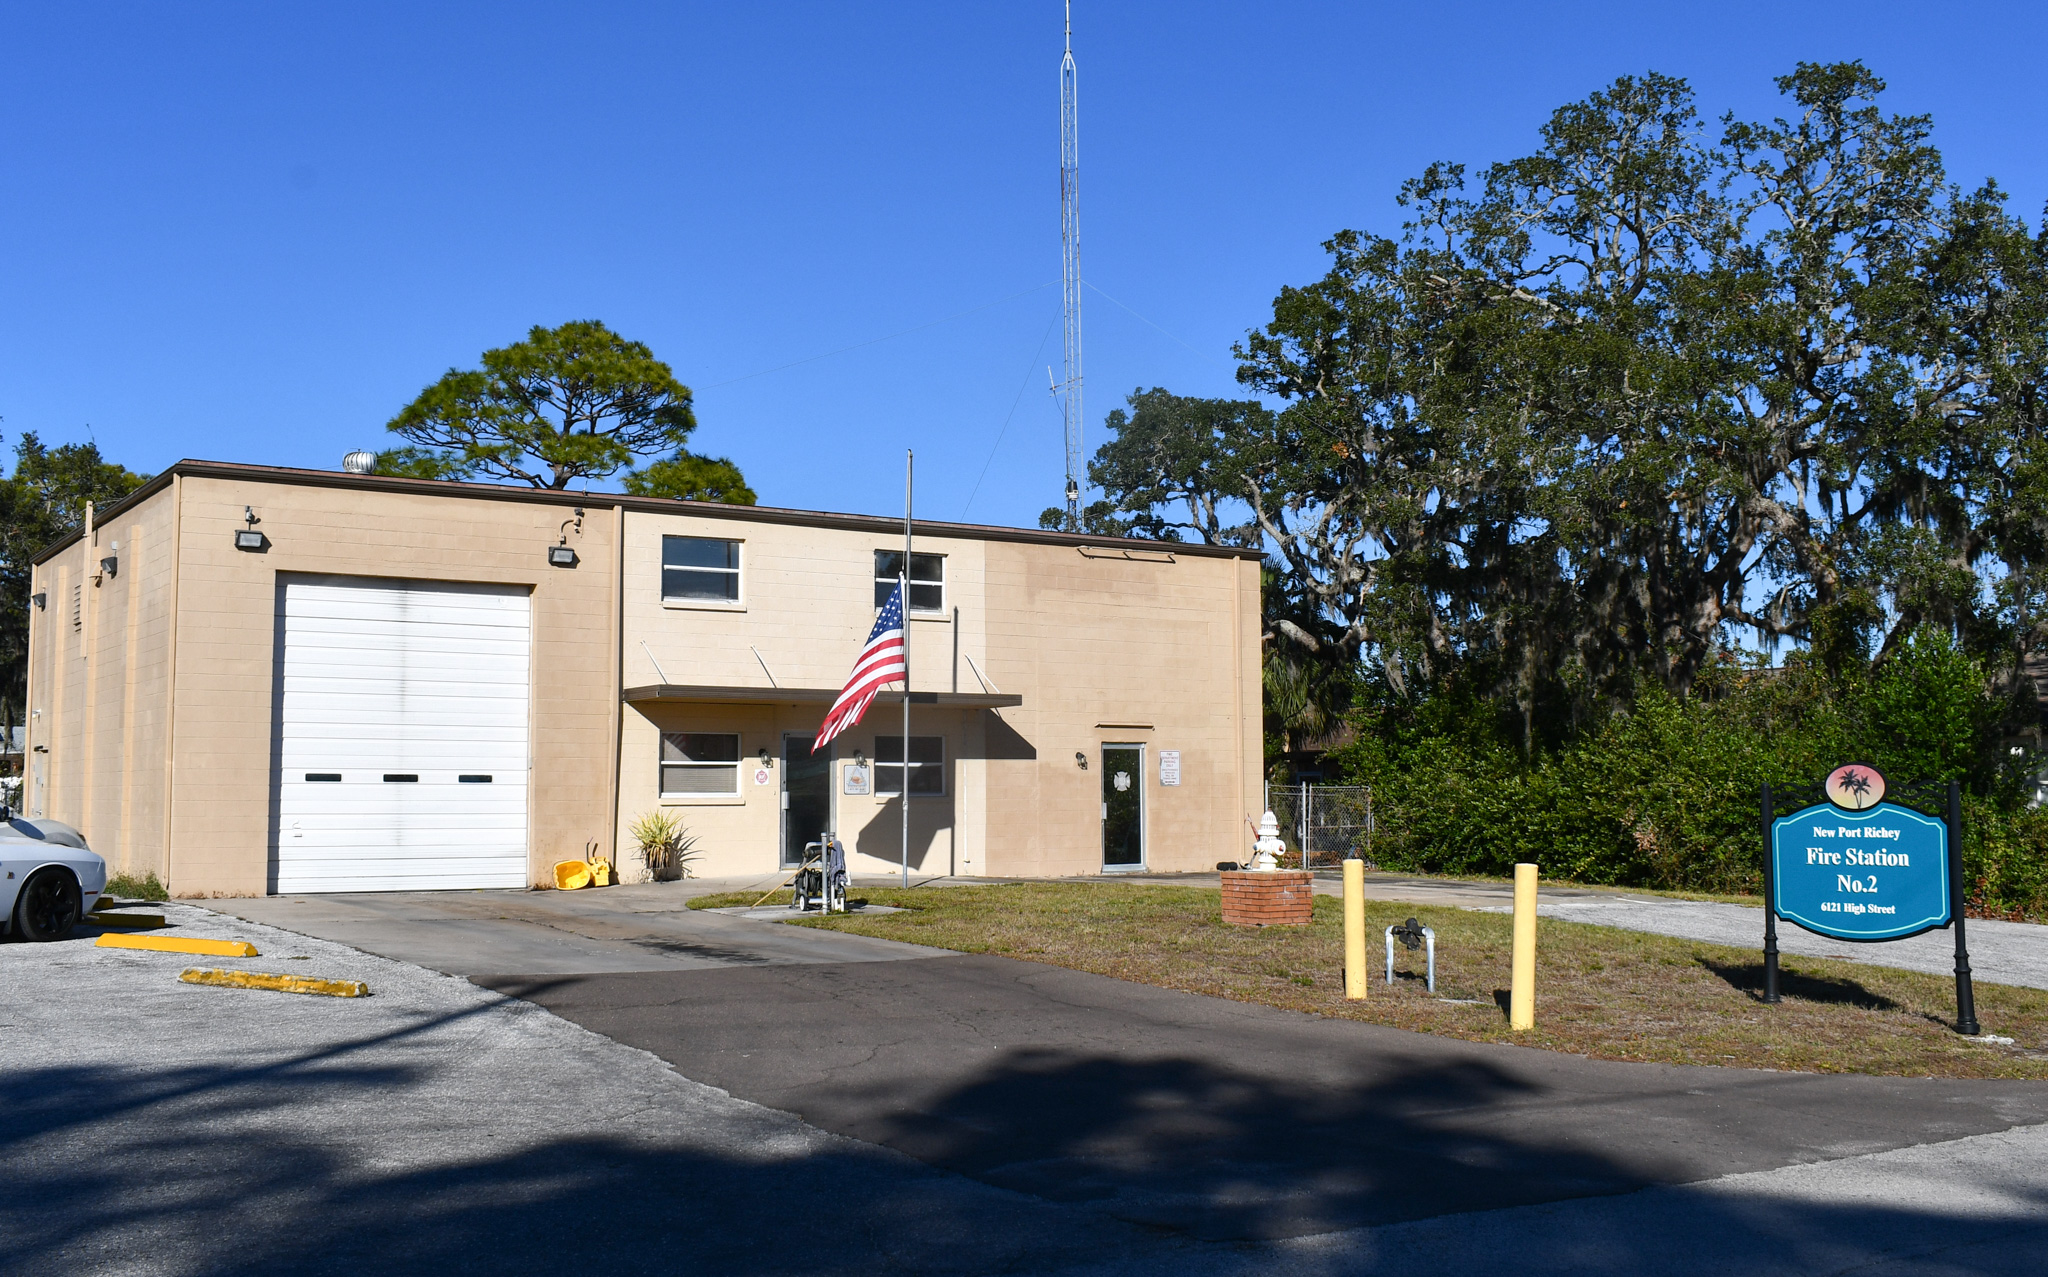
(1159, 751, 1180, 786)
(843, 763, 871, 796)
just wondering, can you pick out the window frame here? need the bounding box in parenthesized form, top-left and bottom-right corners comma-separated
(873, 734, 946, 798)
(874, 550, 945, 615)
(661, 535, 745, 610)
(659, 731, 744, 800)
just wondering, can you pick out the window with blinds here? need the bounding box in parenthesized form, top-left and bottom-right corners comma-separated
(662, 537, 741, 602)
(660, 732, 741, 796)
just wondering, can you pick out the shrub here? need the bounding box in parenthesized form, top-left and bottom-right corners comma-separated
(630, 810, 700, 882)
(1321, 630, 2048, 915)
(104, 871, 169, 901)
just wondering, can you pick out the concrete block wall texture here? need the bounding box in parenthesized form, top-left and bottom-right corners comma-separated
(614, 510, 1261, 881)
(30, 462, 1263, 897)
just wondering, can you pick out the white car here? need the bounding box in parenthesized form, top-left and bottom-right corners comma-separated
(0, 814, 106, 942)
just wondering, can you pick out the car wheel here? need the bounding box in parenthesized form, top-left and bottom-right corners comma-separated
(13, 868, 82, 942)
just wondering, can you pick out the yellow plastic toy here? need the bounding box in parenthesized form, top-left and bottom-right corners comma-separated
(588, 858, 613, 887)
(553, 860, 592, 890)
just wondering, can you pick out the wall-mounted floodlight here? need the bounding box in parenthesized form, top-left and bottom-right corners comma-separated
(31, 593, 45, 611)
(236, 506, 267, 551)
(99, 556, 117, 579)
(759, 747, 773, 766)
(1075, 751, 1088, 769)
(547, 545, 578, 567)
(853, 749, 867, 767)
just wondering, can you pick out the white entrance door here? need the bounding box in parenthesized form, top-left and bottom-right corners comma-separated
(273, 576, 531, 893)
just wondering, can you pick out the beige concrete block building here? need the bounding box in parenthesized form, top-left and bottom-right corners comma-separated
(26, 461, 1263, 895)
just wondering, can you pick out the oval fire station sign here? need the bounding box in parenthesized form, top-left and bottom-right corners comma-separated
(1770, 799, 1951, 942)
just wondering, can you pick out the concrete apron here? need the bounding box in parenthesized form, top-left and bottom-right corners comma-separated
(212, 882, 951, 978)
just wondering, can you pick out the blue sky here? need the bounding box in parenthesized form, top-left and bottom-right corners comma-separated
(4, 2, 2044, 529)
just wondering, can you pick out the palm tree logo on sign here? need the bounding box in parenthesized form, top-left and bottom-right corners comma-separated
(1824, 763, 1884, 810)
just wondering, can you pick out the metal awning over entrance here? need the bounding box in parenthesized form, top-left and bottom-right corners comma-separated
(621, 684, 1022, 709)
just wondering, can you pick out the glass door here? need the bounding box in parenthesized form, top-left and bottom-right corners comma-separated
(782, 735, 832, 869)
(1101, 744, 1145, 871)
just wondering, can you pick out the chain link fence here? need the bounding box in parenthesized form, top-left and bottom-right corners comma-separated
(1263, 783, 1374, 869)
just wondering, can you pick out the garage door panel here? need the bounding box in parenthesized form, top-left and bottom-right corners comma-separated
(279, 636, 533, 662)
(278, 703, 532, 730)
(278, 797, 532, 823)
(282, 736, 532, 757)
(282, 620, 531, 647)
(270, 864, 529, 892)
(279, 661, 534, 689)
(273, 577, 532, 894)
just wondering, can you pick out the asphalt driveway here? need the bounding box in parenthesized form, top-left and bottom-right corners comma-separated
(474, 954, 2048, 1241)
(12, 885, 2043, 1273)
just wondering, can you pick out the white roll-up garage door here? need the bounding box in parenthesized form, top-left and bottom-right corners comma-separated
(273, 576, 531, 893)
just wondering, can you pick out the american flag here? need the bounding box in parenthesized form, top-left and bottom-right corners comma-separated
(814, 580, 906, 751)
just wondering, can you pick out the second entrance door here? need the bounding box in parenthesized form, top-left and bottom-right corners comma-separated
(782, 735, 832, 868)
(1101, 744, 1145, 871)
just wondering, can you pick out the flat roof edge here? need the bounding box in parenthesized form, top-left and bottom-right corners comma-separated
(33, 459, 1266, 566)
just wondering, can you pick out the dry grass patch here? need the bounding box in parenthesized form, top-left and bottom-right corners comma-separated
(705, 881, 2048, 1079)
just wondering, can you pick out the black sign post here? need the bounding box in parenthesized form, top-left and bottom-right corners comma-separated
(1947, 781, 1980, 1036)
(1759, 781, 1781, 1004)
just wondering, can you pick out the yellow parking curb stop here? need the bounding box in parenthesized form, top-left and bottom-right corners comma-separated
(180, 968, 369, 998)
(90, 912, 168, 929)
(96, 933, 259, 958)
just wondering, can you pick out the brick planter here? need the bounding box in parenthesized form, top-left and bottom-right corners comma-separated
(1220, 870, 1314, 926)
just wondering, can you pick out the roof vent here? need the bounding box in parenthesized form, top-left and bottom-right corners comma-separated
(342, 450, 376, 475)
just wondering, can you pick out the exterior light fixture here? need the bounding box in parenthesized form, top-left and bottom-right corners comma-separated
(1075, 751, 1088, 769)
(853, 749, 867, 767)
(759, 747, 772, 766)
(235, 506, 267, 551)
(30, 593, 44, 611)
(549, 508, 584, 567)
(99, 556, 117, 579)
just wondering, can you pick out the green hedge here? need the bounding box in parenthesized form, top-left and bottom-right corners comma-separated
(1322, 631, 2048, 919)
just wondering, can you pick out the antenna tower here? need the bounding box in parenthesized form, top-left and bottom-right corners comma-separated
(1058, 2, 1082, 531)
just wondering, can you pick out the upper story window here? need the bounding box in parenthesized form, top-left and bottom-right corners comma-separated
(663, 536, 740, 603)
(874, 551, 944, 613)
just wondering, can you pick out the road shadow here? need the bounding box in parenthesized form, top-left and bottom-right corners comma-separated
(7, 1040, 2047, 1276)
(0, 1061, 1129, 1277)
(847, 1046, 1655, 1240)
(1697, 956, 1902, 1010)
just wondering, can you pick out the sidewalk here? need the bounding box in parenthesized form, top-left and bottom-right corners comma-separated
(1528, 894, 2048, 992)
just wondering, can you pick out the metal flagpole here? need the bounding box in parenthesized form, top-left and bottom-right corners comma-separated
(902, 450, 913, 888)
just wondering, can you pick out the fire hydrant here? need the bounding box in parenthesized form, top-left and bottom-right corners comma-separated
(1249, 811, 1286, 871)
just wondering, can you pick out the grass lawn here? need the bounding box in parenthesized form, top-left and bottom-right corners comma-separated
(690, 881, 2048, 1079)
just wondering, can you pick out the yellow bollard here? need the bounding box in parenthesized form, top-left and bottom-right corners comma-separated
(1510, 862, 1538, 1030)
(1343, 857, 1367, 999)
